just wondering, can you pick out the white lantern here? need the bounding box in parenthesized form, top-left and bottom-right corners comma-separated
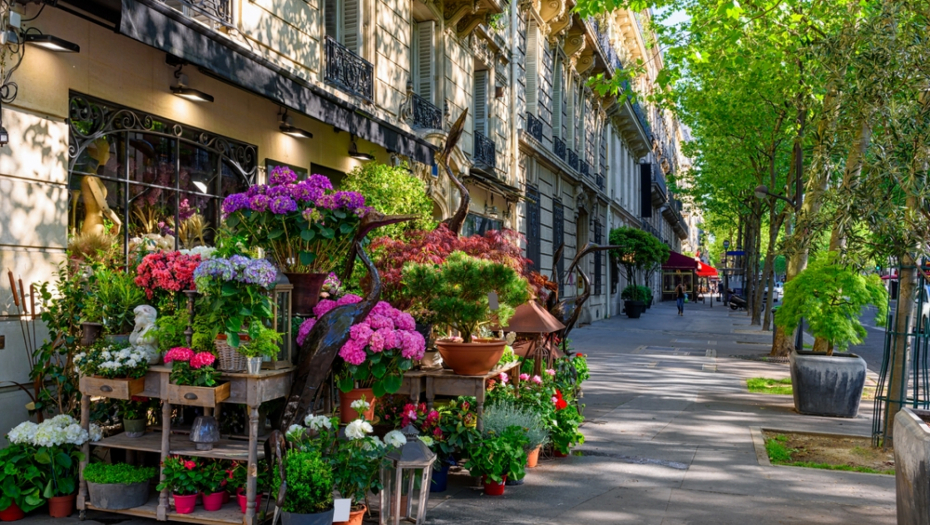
(379, 425, 437, 525)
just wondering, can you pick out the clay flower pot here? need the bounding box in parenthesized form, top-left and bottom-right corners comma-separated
(333, 504, 366, 525)
(0, 502, 25, 521)
(527, 446, 541, 468)
(48, 494, 75, 518)
(436, 338, 507, 376)
(173, 493, 198, 514)
(338, 388, 377, 424)
(482, 475, 507, 496)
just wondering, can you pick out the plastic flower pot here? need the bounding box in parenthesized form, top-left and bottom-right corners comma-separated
(173, 493, 198, 514)
(0, 502, 25, 521)
(236, 488, 262, 514)
(482, 476, 507, 496)
(332, 504, 366, 525)
(527, 446, 541, 468)
(48, 494, 75, 518)
(202, 491, 225, 512)
(338, 388, 377, 425)
(430, 461, 452, 493)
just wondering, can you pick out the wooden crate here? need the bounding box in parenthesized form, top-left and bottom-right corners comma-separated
(81, 376, 146, 400)
(167, 382, 231, 407)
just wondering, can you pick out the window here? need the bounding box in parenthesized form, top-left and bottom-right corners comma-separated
(67, 93, 256, 264)
(526, 185, 541, 272)
(462, 213, 503, 237)
(325, 0, 361, 53)
(411, 20, 435, 102)
(553, 199, 564, 293)
(594, 219, 603, 295)
(474, 69, 489, 136)
(525, 18, 539, 116)
(552, 53, 563, 138)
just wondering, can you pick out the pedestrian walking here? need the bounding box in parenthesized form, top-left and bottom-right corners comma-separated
(676, 282, 685, 316)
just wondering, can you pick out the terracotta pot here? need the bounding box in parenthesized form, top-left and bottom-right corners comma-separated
(339, 388, 377, 425)
(202, 491, 225, 512)
(0, 502, 25, 521)
(284, 272, 327, 316)
(48, 494, 75, 518)
(333, 505, 366, 525)
(527, 445, 541, 468)
(236, 488, 262, 514)
(173, 493, 198, 514)
(482, 475, 507, 496)
(553, 449, 569, 458)
(436, 338, 507, 376)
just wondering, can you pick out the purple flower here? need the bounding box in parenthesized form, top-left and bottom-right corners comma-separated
(369, 331, 385, 353)
(336, 294, 363, 306)
(377, 327, 398, 350)
(246, 185, 267, 197)
(315, 194, 336, 210)
(269, 166, 298, 185)
(249, 194, 271, 212)
(221, 193, 250, 216)
(266, 185, 293, 198)
(178, 199, 196, 221)
(270, 195, 298, 215)
(290, 180, 325, 203)
(333, 191, 366, 210)
(239, 259, 277, 287)
(306, 174, 334, 192)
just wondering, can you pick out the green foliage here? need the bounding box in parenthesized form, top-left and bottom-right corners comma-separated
(156, 457, 205, 495)
(746, 377, 793, 395)
(496, 345, 518, 367)
(550, 404, 585, 454)
(403, 251, 531, 342)
(434, 397, 480, 459)
(482, 401, 549, 451)
(340, 161, 436, 238)
(152, 312, 189, 355)
(239, 324, 282, 359)
(776, 253, 888, 352)
(83, 463, 157, 485)
(279, 450, 334, 514)
(82, 265, 147, 334)
(35, 444, 84, 497)
(765, 437, 795, 464)
(0, 443, 45, 512)
(609, 227, 669, 287)
(464, 426, 529, 483)
(620, 284, 648, 302)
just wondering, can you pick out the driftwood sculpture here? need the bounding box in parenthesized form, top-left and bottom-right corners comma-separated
(554, 243, 620, 349)
(437, 109, 470, 235)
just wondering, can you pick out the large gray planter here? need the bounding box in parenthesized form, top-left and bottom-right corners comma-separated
(789, 350, 866, 418)
(894, 408, 930, 525)
(281, 509, 335, 525)
(87, 480, 150, 510)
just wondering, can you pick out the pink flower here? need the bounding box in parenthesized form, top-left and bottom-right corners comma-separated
(190, 352, 215, 369)
(546, 369, 556, 377)
(184, 460, 196, 470)
(499, 372, 509, 384)
(426, 410, 440, 424)
(551, 396, 558, 403)
(339, 339, 367, 365)
(519, 373, 530, 381)
(336, 294, 363, 306)
(378, 327, 398, 350)
(368, 330, 385, 353)
(371, 301, 393, 316)
(395, 312, 416, 331)
(349, 323, 373, 346)
(369, 314, 394, 330)
(165, 347, 194, 363)
(313, 299, 337, 318)
(532, 375, 543, 385)
(400, 331, 426, 360)
(296, 318, 317, 346)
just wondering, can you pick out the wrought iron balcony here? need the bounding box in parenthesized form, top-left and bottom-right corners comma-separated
(631, 100, 652, 140)
(474, 131, 496, 169)
(411, 93, 443, 130)
(526, 112, 543, 142)
(324, 36, 373, 101)
(596, 173, 605, 190)
(554, 136, 567, 161)
(580, 160, 590, 177)
(162, 0, 233, 28)
(567, 148, 579, 171)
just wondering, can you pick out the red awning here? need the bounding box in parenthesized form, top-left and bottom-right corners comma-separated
(662, 251, 699, 270)
(696, 262, 718, 278)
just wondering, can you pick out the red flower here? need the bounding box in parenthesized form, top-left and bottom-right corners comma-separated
(554, 389, 568, 411)
(189, 352, 216, 369)
(184, 460, 196, 470)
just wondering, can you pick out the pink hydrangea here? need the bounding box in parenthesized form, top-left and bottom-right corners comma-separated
(368, 331, 385, 353)
(164, 347, 194, 363)
(371, 301, 393, 316)
(349, 323, 373, 346)
(190, 352, 215, 369)
(336, 294, 363, 306)
(377, 327, 398, 350)
(399, 331, 426, 360)
(313, 299, 337, 318)
(339, 339, 367, 365)
(395, 312, 416, 331)
(369, 314, 394, 330)
(296, 318, 317, 346)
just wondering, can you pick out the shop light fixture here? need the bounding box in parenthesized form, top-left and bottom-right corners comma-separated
(171, 66, 214, 103)
(348, 135, 374, 161)
(279, 112, 313, 139)
(23, 34, 80, 53)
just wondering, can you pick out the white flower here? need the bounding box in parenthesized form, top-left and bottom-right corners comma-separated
(7, 421, 38, 445)
(362, 435, 384, 451)
(50, 415, 75, 427)
(384, 430, 407, 448)
(350, 399, 370, 412)
(345, 419, 374, 440)
(100, 351, 111, 360)
(286, 425, 304, 439)
(89, 424, 103, 442)
(304, 415, 332, 431)
(417, 435, 434, 447)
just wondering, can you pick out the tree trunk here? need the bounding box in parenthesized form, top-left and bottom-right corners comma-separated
(885, 229, 917, 446)
(751, 210, 765, 325)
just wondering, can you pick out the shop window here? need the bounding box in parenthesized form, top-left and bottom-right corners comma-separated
(325, 0, 362, 54)
(411, 20, 435, 103)
(663, 272, 693, 295)
(462, 213, 503, 237)
(67, 93, 256, 263)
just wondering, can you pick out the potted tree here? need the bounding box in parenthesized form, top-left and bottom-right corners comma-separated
(776, 253, 888, 417)
(609, 227, 669, 315)
(84, 463, 157, 510)
(620, 285, 648, 318)
(403, 251, 531, 376)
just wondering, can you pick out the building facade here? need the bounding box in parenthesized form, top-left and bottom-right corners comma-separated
(0, 0, 689, 432)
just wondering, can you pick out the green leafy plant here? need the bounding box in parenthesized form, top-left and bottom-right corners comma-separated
(239, 324, 282, 359)
(464, 426, 528, 483)
(403, 251, 531, 342)
(776, 252, 888, 354)
(620, 284, 648, 302)
(83, 463, 157, 485)
(165, 348, 219, 387)
(193, 255, 277, 347)
(550, 403, 585, 454)
(482, 401, 549, 451)
(277, 450, 334, 514)
(156, 456, 204, 495)
(0, 443, 45, 512)
(118, 396, 157, 421)
(340, 161, 435, 239)
(609, 227, 669, 289)
(200, 459, 230, 494)
(83, 265, 148, 334)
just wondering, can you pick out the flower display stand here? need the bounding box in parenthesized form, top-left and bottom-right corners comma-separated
(77, 365, 293, 525)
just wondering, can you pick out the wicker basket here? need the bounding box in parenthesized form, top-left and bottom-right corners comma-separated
(215, 336, 248, 372)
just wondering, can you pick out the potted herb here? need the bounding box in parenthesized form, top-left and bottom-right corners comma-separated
(164, 347, 230, 407)
(776, 253, 888, 417)
(84, 265, 147, 341)
(276, 449, 334, 525)
(74, 341, 150, 400)
(297, 298, 425, 422)
(484, 399, 549, 473)
(463, 426, 528, 496)
(221, 168, 369, 315)
(119, 396, 154, 437)
(84, 462, 157, 510)
(403, 251, 531, 376)
(0, 442, 45, 520)
(155, 456, 203, 514)
(238, 325, 283, 375)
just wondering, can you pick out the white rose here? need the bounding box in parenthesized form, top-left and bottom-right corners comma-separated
(362, 435, 384, 451)
(384, 430, 407, 448)
(350, 399, 370, 412)
(286, 425, 304, 439)
(345, 419, 373, 440)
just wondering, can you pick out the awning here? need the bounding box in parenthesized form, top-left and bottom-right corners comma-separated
(696, 262, 718, 279)
(120, 0, 435, 165)
(662, 251, 698, 270)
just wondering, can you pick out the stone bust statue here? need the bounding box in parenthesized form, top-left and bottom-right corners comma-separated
(129, 305, 159, 364)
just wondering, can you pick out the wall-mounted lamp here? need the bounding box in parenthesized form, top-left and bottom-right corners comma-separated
(279, 109, 313, 139)
(348, 134, 374, 161)
(24, 34, 80, 53)
(171, 65, 214, 103)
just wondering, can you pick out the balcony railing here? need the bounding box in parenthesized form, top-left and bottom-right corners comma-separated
(596, 173, 605, 190)
(580, 160, 589, 177)
(526, 112, 543, 142)
(587, 16, 623, 72)
(324, 36, 373, 101)
(554, 136, 567, 161)
(474, 131, 496, 169)
(631, 100, 652, 140)
(411, 93, 443, 130)
(162, 0, 233, 28)
(568, 148, 579, 171)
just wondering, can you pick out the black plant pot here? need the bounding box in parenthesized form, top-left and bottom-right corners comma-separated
(624, 301, 644, 319)
(789, 350, 866, 418)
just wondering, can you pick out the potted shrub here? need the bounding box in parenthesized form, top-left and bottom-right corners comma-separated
(403, 251, 531, 376)
(550, 398, 585, 456)
(119, 397, 154, 437)
(610, 226, 669, 314)
(84, 463, 157, 510)
(155, 456, 204, 514)
(620, 285, 647, 319)
(221, 168, 368, 315)
(199, 460, 229, 512)
(226, 461, 270, 514)
(238, 325, 283, 375)
(296, 298, 425, 423)
(276, 449, 334, 525)
(486, 379, 552, 469)
(84, 265, 147, 342)
(164, 347, 230, 407)
(482, 401, 548, 484)
(463, 426, 528, 496)
(0, 441, 45, 521)
(74, 341, 150, 401)
(776, 253, 888, 417)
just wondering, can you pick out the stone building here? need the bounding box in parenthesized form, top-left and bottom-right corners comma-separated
(0, 0, 689, 432)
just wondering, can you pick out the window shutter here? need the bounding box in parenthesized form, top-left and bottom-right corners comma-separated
(416, 21, 434, 101)
(552, 54, 562, 138)
(474, 69, 488, 136)
(325, 0, 339, 40)
(343, 0, 360, 53)
(566, 82, 574, 145)
(525, 20, 538, 115)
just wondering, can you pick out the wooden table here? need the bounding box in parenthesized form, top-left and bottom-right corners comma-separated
(397, 362, 521, 432)
(77, 366, 293, 525)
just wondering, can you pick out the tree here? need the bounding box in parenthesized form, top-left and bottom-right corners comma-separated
(340, 161, 436, 239)
(608, 226, 669, 288)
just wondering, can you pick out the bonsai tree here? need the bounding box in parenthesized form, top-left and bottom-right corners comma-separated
(776, 252, 888, 355)
(402, 251, 531, 342)
(608, 226, 669, 289)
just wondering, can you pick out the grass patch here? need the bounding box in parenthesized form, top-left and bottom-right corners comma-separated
(763, 435, 894, 475)
(747, 377, 793, 395)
